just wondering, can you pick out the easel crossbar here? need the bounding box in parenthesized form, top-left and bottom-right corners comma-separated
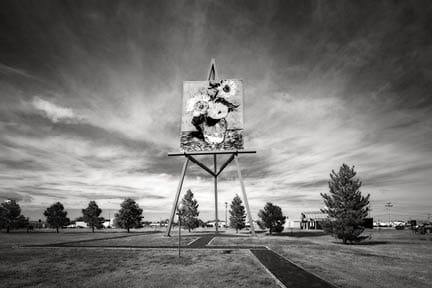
(168, 150, 256, 157)
(186, 155, 216, 177)
(216, 154, 235, 177)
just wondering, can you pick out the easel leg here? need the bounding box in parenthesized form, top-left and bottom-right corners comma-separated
(234, 155, 256, 236)
(214, 154, 219, 233)
(166, 158, 189, 237)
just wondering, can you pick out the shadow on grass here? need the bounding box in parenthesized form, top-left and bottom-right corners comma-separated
(354, 240, 390, 245)
(239, 230, 267, 235)
(2, 230, 163, 234)
(63, 231, 163, 234)
(273, 231, 329, 238)
(187, 230, 226, 234)
(187, 233, 248, 238)
(331, 240, 389, 245)
(25, 231, 162, 247)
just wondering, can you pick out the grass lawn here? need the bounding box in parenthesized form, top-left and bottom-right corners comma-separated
(0, 231, 133, 248)
(64, 232, 199, 247)
(0, 248, 279, 288)
(2, 228, 430, 287)
(0, 229, 200, 248)
(212, 229, 432, 288)
(0, 231, 279, 287)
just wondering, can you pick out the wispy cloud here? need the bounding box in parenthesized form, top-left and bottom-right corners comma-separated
(32, 97, 79, 123)
(0, 1, 431, 221)
(0, 62, 42, 82)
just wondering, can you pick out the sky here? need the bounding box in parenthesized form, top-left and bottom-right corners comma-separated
(1, 0, 431, 222)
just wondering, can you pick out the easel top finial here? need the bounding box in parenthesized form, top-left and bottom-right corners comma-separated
(208, 58, 217, 81)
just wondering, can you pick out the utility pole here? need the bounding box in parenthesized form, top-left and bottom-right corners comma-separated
(385, 202, 393, 227)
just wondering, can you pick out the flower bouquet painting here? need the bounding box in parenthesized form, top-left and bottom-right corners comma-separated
(180, 79, 244, 151)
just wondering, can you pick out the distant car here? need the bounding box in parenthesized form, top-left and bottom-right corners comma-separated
(395, 224, 405, 230)
(416, 223, 432, 234)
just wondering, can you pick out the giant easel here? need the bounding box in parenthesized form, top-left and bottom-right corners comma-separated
(166, 59, 256, 237)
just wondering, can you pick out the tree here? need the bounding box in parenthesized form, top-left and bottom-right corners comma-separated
(160, 219, 169, 228)
(321, 164, 370, 244)
(74, 216, 84, 222)
(258, 202, 286, 235)
(179, 189, 200, 232)
(82, 201, 103, 232)
(0, 205, 7, 231)
(44, 202, 70, 233)
(179, 190, 199, 231)
(229, 195, 246, 233)
(0, 200, 29, 233)
(197, 218, 206, 228)
(115, 198, 143, 233)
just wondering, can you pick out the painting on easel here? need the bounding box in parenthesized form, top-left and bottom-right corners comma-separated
(180, 79, 244, 151)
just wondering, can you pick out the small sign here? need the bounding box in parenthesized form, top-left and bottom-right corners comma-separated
(180, 79, 244, 151)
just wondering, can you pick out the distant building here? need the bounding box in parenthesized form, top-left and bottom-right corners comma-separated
(66, 221, 87, 228)
(149, 221, 168, 227)
(102, 218, 115, 228)
(75, 221, 87, 228)
(205, 220, 226, 228)
(245, 220, 260, 230)
(301, 211, 327, 230)
(284, 219, 301, 229)
(28, 220, 46, 229)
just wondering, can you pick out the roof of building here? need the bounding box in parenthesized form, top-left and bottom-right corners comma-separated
(301, 211, 327, 220)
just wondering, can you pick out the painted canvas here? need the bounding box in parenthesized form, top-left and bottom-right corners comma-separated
(180, 79, 244, 151)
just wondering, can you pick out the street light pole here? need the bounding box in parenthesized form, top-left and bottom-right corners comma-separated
(385, 202, 393, 227)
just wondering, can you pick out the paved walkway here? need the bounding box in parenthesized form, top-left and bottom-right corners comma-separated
(187, 234, 216, 247)
(251, 249, 335, 288)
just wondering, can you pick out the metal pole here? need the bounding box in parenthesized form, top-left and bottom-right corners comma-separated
(214, 154, 218, 233)
(225, 202, 228, 230)
(385, 202, 393, 227)
(166, 159, 189, 236)
(234, 155, 256, 236)
(178, 212, 181, 258)
(388, 208, 390, 226)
